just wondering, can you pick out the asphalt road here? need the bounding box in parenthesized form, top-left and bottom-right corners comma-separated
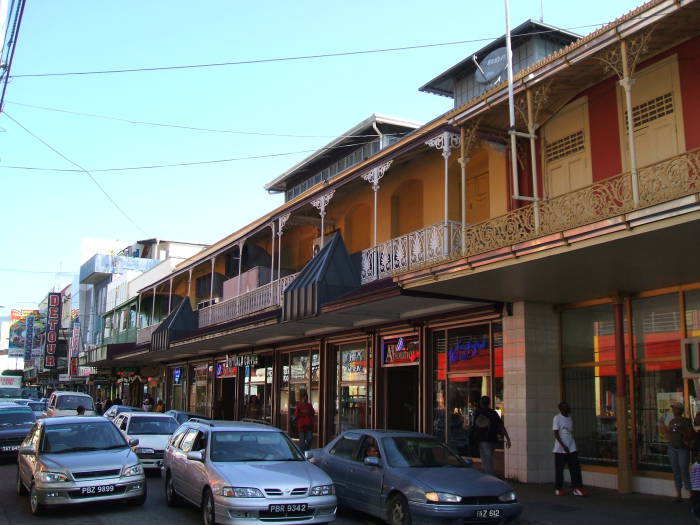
(0, 459, 383, 525)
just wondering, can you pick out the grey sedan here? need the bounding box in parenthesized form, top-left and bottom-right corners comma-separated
(308, 430, 522, 524)
(17, 416, 147, 515)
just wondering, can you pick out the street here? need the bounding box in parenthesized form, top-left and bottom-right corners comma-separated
(0, 460, 382, 525)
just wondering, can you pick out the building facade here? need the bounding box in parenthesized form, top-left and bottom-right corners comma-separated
(96, 1, 700, 497)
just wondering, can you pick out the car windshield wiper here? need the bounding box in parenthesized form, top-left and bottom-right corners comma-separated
(103, 444, 128, 450)
(52, 447, 101, 453)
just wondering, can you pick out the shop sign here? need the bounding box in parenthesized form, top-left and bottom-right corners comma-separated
(215, 361, 237, 379)
(23, 315, 35, 362)
(341, 348, 366, 381)
(115, 367, 139, 376)
(69, 322, 80, 378)
(58, 374, 70, 382)
(448, 338, 489, 364)
(79, 366, 96, 377)
(44, 293, 62, 369)
(231, 354, 259, 367)
(382, 336, 419, 366)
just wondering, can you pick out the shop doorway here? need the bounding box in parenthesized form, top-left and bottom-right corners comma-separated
(386, 366, 419, 431)
(217, 378, 237, 419)
(446, 374, 490, 457)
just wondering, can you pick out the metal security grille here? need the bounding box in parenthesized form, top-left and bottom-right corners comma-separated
(545, 130, 585, 163)
(631, 92, 674, 129)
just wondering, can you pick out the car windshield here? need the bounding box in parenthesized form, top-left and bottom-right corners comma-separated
(211, 430, 304, 462)
(382, 437, 468, 468)
(28, 402, 47, 411)
(56, 395, 94, 410)
(42, 421, 127, 453)
(128, 417, 179, 435)
(0, 409, 35, 427)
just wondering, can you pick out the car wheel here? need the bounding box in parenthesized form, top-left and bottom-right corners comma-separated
(16, 468, 27, 496)
(165, 472, 181, 507)
(202, 488, 217, 525)
(29, 483, 45, 516)
(387, 494, 411, 525)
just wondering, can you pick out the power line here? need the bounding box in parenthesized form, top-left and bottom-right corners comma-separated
(0, 137, 379, 173)
(7, 23, 617, 79)
(2, 112, 148, 235)
(0, 267, 76, 275)
(5, 100, 395, 139)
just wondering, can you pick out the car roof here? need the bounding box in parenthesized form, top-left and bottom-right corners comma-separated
(0, 404, 32, 410)
(341, 429, 434, 438)
(189, 420, 278, 431)
(124, 412, 176, 419)
(51, 391, 92, 397)
(42, 416, 109, 425)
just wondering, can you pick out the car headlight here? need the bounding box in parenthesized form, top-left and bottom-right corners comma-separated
(426, 491, 462, 503)
(219, 487, 264, 498)
(498, 490, 517, 502)
(310, 484, 335, 496)
(134, 447, 155, 455)
(122, 464, 144, 477)
(39, 471, 69, 483)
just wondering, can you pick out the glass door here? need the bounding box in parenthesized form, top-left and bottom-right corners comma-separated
(446, 374, 490, 456)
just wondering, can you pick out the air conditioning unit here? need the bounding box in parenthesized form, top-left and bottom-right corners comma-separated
(197, 297, 220, 310)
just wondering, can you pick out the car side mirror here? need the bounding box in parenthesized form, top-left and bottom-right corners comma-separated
(364, 456, 381, 467)
(128, 438, 139, 447)
(19, 445, 36, 456)
(187, 450, 204, 462)
(304, 450, 314, 460)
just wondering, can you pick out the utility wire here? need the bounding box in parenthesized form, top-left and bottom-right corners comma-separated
(0, 267, 76, 275)
(7, 24, 619, 79)
(3, 112, 148, 235)
(0, 136, 379, 173)
(5, 100, 398, 139)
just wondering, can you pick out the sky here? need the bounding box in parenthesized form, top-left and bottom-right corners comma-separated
(0, 0, 645, 317)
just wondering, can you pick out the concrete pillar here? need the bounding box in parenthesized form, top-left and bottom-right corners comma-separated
(503, 301, 561, 483)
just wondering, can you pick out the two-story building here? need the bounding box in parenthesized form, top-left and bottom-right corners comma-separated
(98, 0, 700, 496)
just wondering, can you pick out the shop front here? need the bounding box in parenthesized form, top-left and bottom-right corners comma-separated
(242, 353, 274, 423)
(213, 358, 238, 419)
(381, 333, 420, 432)
(333, 340, 372, 436)
(279, 347, 320, 447)
(168, 364, 187, 411)
(188, 360, 213, 417)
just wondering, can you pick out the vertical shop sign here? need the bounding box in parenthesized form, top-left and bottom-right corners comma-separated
(69, 321, 80, 377)
(23, 315, 34, 361)
(44, 292, 61, 369)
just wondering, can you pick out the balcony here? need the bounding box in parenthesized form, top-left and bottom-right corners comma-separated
(199, 273, 299, 328)
(361, 149, 700, 283)
(136, 322, 161, 345)
(102, 327, 136, 346)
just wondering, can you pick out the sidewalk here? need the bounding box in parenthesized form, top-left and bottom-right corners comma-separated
(515, 482, 696, 525)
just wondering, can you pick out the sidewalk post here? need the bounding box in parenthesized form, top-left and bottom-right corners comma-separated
(614, 299, 632, 493)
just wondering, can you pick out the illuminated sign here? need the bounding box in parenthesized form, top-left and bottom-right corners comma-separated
(215, 361, 237, 378)
(231, 354, 259, 367)
(382, 336, 420, 366)
(173, 367, 182, 384)
(448, 338, 489, 365)
(43, 293, 61, 369)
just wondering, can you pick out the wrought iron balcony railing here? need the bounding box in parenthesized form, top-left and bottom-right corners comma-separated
(361, 149, 700, 284)
(199, 273, 299, 328)
(136, 322, 162, 345)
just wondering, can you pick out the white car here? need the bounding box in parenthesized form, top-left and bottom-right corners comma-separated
(45, 392, 96, 417)
(113, 412, 179, 471)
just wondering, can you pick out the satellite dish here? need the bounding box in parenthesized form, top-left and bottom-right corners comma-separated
(474, 46, 508, 84)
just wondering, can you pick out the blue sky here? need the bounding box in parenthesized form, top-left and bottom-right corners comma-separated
(0, 0, 644, 314)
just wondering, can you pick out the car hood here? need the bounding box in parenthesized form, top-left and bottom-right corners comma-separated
(40, 447, 138, 471)
(403, 467, 512, 497)
(127, 434, 170, 449)
(213, 460, 331, 489)
(0, 423, 33, 438)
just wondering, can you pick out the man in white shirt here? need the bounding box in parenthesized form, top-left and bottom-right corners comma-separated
(553, 401, 587, 496)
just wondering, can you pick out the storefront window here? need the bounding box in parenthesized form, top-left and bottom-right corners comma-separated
(561, 305, 618, 466)
(243, 354, 273, 423)
(632, 294, 682, 472)
(686, 289, 700, 337)
(169, 366, 186, 411)
(279, 350, 317, 446)
(432, 331, 446, 442)
(336, 343, 369, 433)
(188, 363, 210, 416)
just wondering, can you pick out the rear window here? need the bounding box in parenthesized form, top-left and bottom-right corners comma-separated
(0, 408, 35, 426)
(127, 416, 179, 435)
(56, 395, 94, 410)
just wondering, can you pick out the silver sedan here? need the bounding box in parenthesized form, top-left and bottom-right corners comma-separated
(17, 416, 147, 515)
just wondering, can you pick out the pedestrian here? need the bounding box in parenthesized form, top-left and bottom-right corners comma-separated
(95, 399, 104, 415)
(294, 393, 315, 451)
(154, 399, 165, 413)
(553, 401, 587, 496)
(76, 405, 85, 416)
(245, 395, 262, 420)
(113, 397, 122, 406)
(472, 395, 511, 476)
(661, 401, 695, 501)
(104, 398, 113, 411)
(690, 455, 700, 522)
(142, 394, 153, 412)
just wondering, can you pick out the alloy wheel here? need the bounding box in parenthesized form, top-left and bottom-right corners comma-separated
(202, 490, 216, 525)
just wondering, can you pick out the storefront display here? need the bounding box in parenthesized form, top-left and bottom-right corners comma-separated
(335, 342, 372, 434)
(169, 366, 186, 411)
(280, 350, 319, 445)
(189, 362, 211, 416)
(243, 354, 274, 423)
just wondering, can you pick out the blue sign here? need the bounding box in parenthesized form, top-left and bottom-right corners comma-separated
(448, 338, 489, 365)
(23, 316, 35, 362)
(173, 367, 182, 384)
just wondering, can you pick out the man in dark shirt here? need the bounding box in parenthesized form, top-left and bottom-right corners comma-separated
(472, 396, 511, 476)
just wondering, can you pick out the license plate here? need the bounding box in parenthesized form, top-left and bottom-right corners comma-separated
(475, 509, 502, 519)
(1, 445, 19, 452)
(80, 485, 115, 495)
(268, 503, 308, 515)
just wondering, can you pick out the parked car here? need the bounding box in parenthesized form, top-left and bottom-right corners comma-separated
(27, 401, 48, 419)
(16, 416, 146, 515)
(0, 404, 35, 457)
(11, 398, 33, 406)
(164, 410, 210, 425)
(45, 392, 96, 417)
(113, 412, 179, 471)
(103, 405, 144, 420)
(162, 420, 336, 525)
(308, 430, 522, 525)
